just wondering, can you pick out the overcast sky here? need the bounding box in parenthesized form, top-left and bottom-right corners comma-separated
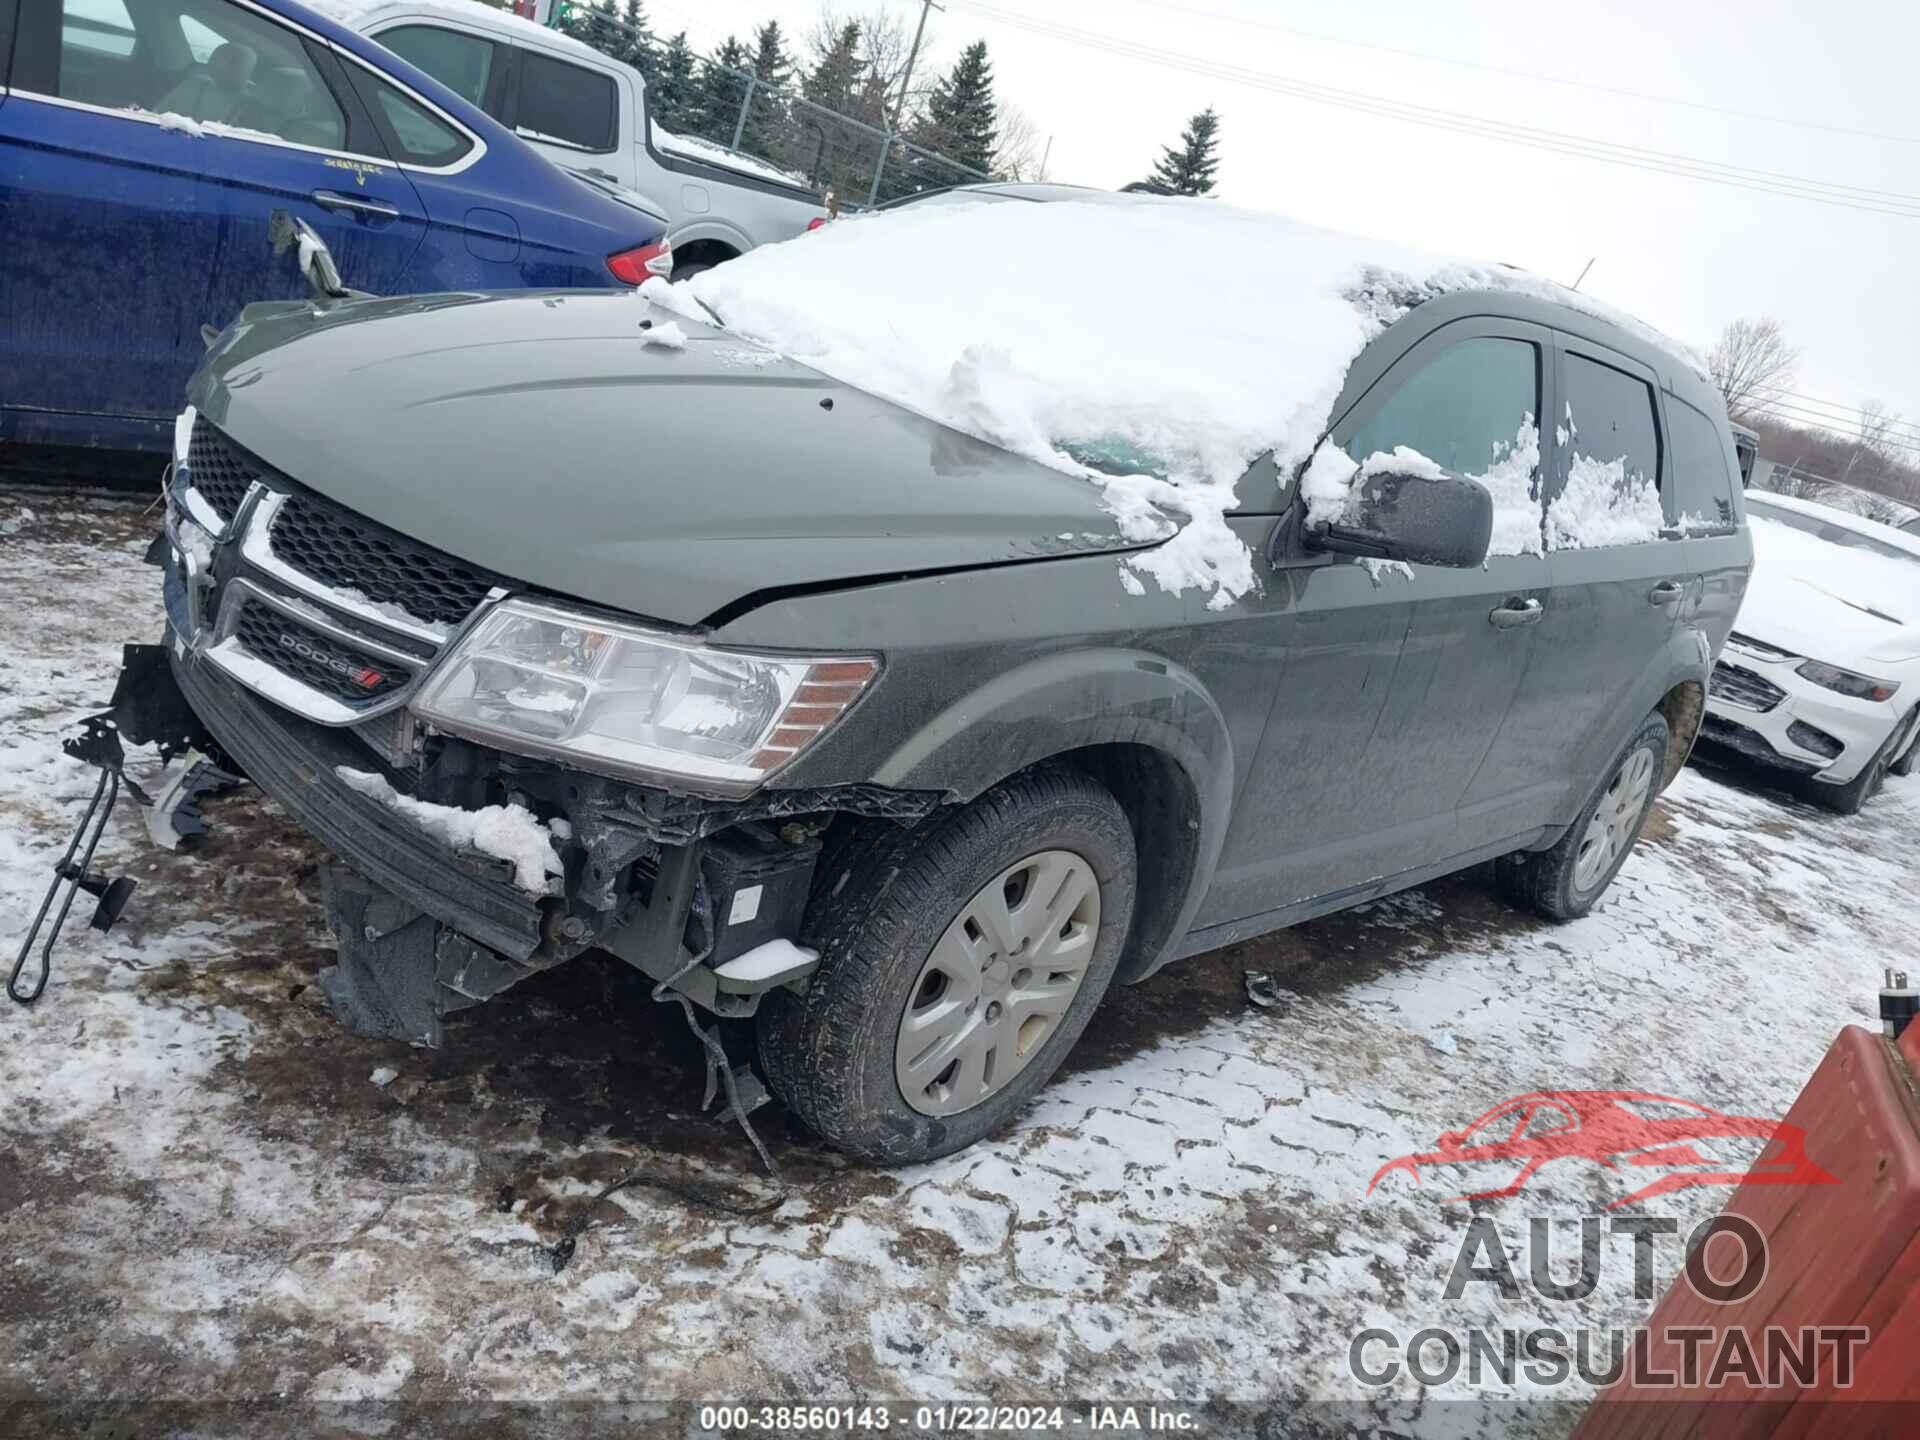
(644, 0, 1917, 436)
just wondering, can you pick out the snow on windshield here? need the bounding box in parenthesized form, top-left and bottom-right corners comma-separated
(687, 195, 1691, 606)
(1745, 505, 1920, 635)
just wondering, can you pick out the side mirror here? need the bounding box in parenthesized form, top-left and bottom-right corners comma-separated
(268, 209, 349, 302)
(1308, 467, 1493, 569)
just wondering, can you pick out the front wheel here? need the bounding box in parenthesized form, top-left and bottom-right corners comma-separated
(1813, 709, 1917, 813)
(1496, 712, 1668, 921)
(756, 765, 1137, 1164)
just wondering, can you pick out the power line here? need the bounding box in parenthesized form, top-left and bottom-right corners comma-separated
(1748, 388, 1920, 441)
(1747, 402, 1920, 458)
(1108, 0, 1920, 149)
(945, 0, 1920, 219)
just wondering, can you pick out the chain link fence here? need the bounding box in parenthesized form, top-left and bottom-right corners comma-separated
(557, 7, 993, 207)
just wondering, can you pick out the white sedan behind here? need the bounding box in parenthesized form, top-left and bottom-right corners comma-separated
(1703, 491, 1920, 812)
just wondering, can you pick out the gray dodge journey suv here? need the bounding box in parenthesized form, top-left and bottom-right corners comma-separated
(130, 219, 1750, 1163)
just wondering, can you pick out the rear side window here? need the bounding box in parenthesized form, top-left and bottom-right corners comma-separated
(24, 0, 346, 150)
(1552, 351, 1665, 548)
(353, 67, 472, 167)
(514, 50, 616, 152)
(1666, 400, 1738, 532)
(379, 24, 495, 109)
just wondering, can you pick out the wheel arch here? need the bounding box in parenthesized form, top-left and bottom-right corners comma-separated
(867, 649, 1236, 985)
(1655, 677, 1705, 790)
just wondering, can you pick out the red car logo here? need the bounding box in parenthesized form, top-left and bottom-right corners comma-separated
(1367, 1090, 1838, 1209)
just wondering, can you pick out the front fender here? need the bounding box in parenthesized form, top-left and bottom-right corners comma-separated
(870, 648, 1236, 983)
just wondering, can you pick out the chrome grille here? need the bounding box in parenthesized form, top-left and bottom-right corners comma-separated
(1710, 661, 1786, 713)
(231, 604, 412, 704)
(166, 421, 506, 728)
(185, 419, 261, 523)
(269, 494, 499, 628)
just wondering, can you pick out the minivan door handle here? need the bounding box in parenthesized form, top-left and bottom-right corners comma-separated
(1489, 597, 1543, 629)
(1648, 580, 1685, 607)
(311, 189, 401, 222)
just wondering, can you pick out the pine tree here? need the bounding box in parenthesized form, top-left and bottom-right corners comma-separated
(652, 31, 697, 133)
(617, 0, 655, 80)
(564, 0, 623, 60)
(1144, 107, 1221, 196)
(915, 41, 998, 182)
(739, 19, 792, 160)
(690, 36, 752, 146)
(798, 20, 867, 194)
(802, 20, 863, 114)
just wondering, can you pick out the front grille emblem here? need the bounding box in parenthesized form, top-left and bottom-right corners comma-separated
(277, 631, 387, 690)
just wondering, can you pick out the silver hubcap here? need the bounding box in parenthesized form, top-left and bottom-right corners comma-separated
(1573, 746, 1656, 893)
(895, 850, 1100, 1117)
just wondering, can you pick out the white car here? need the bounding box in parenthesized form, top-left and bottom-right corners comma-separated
(1704, 492, 1920, 811)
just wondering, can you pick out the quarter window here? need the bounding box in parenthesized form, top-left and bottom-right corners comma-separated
(378, 24, 496, 109)
(32, 0, 345, 150)
(514, 50, 617, 152)
(1666, 400, 1738, 532)
(354, 68, 472, 167)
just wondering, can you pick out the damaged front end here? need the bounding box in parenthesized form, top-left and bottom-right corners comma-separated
(71, 412, 936, 1066)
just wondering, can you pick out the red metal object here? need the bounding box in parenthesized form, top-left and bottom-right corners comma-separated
(1574, 1022, 1920, 1438)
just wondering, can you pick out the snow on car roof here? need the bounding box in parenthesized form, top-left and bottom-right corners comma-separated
(688, 194, 1698, 607)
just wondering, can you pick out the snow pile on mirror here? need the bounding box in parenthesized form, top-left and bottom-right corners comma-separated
(690, 195, 1693, 607)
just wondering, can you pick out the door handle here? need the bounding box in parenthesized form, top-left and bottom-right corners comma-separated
(311, 189, 400, 221)
(1489, 597, 1543, 629)
(1648, 580, 1685, 607)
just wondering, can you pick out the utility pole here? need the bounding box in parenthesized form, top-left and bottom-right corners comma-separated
(893, 0, 943, 129)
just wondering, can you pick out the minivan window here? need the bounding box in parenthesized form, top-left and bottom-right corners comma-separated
(1560, 353, 1661, 497)
(515, 50, 617, 152)
(36, 0, 345, 150)
(379, 24, 495, 108)
(1666, 400, 1737, 531)
(354, 67, 472, 166)
(1346, 336, 1539, 475)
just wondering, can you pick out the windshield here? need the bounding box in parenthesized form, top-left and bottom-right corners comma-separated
(1746, 499, 1920, 625)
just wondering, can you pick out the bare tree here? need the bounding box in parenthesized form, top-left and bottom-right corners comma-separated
(1707, 316, 1799, 420)
(993, 104, 1049, 181)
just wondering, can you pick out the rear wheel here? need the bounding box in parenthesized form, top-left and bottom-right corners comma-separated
(1496, 712, 1668, 921)
(756, 765, 1136, 1163)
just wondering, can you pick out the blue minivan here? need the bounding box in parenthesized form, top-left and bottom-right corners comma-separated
(0, 0, 670, 453)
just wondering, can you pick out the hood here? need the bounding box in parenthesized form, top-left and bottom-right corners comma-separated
(1739, 518, 1920, 666)
(192, 291, 1133, 627)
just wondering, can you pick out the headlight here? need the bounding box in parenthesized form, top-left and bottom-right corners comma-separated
(411, 599, 878, 791)
(1796, 659, 1900, 703)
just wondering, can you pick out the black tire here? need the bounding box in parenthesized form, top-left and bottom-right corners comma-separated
(1496, 712, 1669, 922)
(669, 261, 713, 283)
(1886, 706, 1920, 779)
(756, 764, 1137, 1164)
(1812, 712, 1914, 813)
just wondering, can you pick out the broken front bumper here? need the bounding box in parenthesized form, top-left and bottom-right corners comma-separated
(168, 636, 549, 959)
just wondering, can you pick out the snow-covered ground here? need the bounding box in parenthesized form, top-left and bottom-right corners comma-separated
(5, 486, 1917, 1435)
